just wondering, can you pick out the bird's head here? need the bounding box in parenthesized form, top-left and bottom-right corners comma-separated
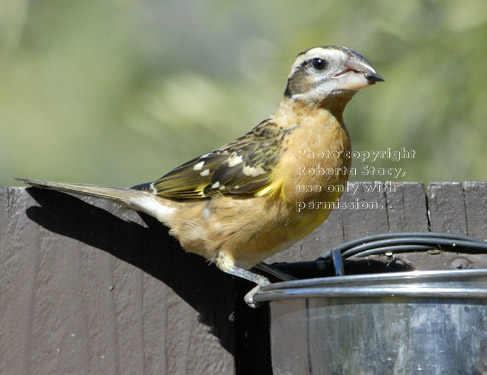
(284, 46, 384, 105)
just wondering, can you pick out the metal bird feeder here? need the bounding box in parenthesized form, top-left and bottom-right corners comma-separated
(254, 232, 487, 375)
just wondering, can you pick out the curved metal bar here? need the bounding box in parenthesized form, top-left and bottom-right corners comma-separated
(319, 232, 485, 260)
(254, 285, 487, 303)
(256, 269, 487, 293)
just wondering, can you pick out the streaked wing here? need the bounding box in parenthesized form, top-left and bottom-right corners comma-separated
(150, 120, 285, 199)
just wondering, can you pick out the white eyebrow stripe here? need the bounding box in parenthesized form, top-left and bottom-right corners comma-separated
(288, 47, 344, 78)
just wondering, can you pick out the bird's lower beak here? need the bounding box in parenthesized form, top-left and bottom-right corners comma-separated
(333, 70, 383, 91)
(333, 57, 384, 91)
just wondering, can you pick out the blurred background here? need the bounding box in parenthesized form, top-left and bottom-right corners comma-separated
(1, 0, 486, 187)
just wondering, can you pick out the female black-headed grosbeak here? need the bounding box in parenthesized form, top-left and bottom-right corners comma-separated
(18, 46, 383, 304)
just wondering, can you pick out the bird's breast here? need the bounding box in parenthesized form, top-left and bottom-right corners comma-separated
(273, 105, 352, 206)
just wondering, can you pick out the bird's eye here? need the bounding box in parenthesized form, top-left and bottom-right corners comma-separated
(311, 58, 327, 71)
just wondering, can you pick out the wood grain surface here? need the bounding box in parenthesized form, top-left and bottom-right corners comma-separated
(1, 182, 486, 374)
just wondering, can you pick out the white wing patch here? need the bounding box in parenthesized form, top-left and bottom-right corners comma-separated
(200, 169, 210, 177)
(193, 161, 205, 171)
(227, 154, 243, 167)
(242, 164, 266, 177)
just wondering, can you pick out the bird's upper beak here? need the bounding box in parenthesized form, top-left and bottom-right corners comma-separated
(332, 52, 384, 91)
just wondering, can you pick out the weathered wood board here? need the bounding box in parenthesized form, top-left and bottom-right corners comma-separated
(1, 182, 486, 374)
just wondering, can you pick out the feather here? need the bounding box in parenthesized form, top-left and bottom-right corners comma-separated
(151, 120, 291, 199)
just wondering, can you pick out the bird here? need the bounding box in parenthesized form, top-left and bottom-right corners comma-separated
(17, 45, 383, 305)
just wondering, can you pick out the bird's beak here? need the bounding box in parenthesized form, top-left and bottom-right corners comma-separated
(332, 53, 384, 91)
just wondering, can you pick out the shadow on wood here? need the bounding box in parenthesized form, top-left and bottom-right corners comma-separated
(23, 187, 236, 354)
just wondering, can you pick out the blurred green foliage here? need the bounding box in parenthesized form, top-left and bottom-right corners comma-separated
(1, 0, 486, 187)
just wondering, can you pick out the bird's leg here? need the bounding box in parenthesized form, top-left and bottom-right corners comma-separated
(214, 252, 270, 307)
(227, 265, 270, 308)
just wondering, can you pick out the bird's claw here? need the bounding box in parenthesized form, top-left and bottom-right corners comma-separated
(244, 284, 263, 308)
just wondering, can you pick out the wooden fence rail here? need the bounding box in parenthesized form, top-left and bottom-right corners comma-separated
(1, 182, 486, 374)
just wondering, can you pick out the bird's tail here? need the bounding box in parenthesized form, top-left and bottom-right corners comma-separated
(15, 177, 143, 203)
(15, 177, 175, 223)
